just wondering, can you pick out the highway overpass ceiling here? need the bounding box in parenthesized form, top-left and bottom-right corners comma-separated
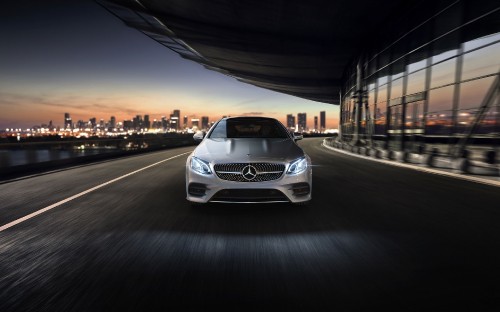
(97, 0, 430, 105)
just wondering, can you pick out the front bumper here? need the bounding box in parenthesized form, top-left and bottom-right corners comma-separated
(185, 158, 312, 204)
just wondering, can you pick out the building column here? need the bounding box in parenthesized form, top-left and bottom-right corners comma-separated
(339, 91, 343, 141)
(352, 59, 364, 145)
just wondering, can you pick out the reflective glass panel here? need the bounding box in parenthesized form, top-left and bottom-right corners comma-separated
(456, 109, 477, 134)
(463, 32, 500, 52)
(461, 42, 500, 81)
(408, 59, 427, 73)
(404, 101, 424, 131)
(425, 110, 453, 135)
(406, 69, 427, 95)
(369, 104, 376, 121)
(374, 102, 387, 135)
(477, 105, 499, 135)
(457, 106, 500, 135)
(389, 105, 402, 130)
(378, 76, 389, 86)
(392, 71, 404, 80)
(350, 98, 356, 123)
(405, 103, 415, 129)
(432, 50, 458, 64)
(428, 85, 455, 112)
(390, 77, 404, 100)
(343, 100, 350, 124)
(459, 76, 497, 110)
(368, 89, 375, 106)
(377, 85, 387, 103)
(430, 58, 457, 88)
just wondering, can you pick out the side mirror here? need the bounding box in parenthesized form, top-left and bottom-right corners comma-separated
(193, 131, 205, 142)
(293, 133, 303, 141)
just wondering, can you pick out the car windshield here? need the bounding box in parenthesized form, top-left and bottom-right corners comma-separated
(209, 118, 289, 139)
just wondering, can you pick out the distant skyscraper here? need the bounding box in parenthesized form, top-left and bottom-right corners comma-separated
(77, 120, 85, 130)
(298, 113, 307, 132)
(123, 120, 133, 130)
(320, 111, 326, 132)
(144, 115, 150, 129)
(151, 119, 157, 129)
(170, 110, 180, 130)
(170, 116, 179, 130)
(201, 116, 209, 130)
(314, 116, 318, 131)
(286, 114, 295, 129)
(110, 116, 116, 129)
(161, 116, 167, 130)
(183, 115, 188, 128)
(133, 115, 142, 130)
(192, 118, 200, 128)
(89, 117, 96, 129)
(64, 113, 72, 130)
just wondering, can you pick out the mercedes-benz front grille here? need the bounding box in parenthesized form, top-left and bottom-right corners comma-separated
(214, 163, 285, 182)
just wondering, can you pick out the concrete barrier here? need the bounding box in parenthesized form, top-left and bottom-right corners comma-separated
(0, 136, 197, 181)
(0, 151, 10, 168)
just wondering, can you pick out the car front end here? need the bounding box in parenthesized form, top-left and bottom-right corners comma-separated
(185, 117, 312, 204)
(186, 153, 312, 203)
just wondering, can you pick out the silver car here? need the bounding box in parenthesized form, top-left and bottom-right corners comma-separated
(186, 117, 312, 204)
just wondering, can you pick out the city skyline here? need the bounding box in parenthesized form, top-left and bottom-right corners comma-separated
(0, 1, 339, 131)
(2, 109, 331, 133)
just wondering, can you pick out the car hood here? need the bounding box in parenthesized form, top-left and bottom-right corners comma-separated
(194, 138, 304, 164)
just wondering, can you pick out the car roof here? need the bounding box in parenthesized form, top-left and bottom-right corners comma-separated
(222, 116, 277, 121)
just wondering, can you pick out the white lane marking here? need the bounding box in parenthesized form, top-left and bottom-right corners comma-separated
(322, 142, 500, 188)
(0, 151, 191, 232)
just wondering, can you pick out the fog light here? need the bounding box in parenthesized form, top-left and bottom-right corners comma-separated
(188, 183, 207, 196)
(291, 183, 310, 196)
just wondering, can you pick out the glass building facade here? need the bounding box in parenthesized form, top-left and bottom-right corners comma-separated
(340, 1, 499, 154)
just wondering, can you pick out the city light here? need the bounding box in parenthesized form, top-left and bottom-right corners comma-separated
(0, 110, 213, 141)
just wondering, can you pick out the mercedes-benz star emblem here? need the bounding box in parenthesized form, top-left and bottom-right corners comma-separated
(241, 165, 257, 181)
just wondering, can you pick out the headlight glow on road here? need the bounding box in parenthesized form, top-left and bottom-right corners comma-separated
(190, 156, 212, 174)
(286, 156, 307, 175)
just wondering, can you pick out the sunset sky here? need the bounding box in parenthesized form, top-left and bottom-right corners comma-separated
(0, 0, 339, 130)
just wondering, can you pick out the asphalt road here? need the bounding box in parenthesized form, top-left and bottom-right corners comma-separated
(1, 138, 499, 311)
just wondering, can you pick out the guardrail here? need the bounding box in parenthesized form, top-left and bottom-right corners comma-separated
(0, 134, 197, 180)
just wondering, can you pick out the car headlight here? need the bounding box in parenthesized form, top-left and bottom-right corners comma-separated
(190, 156, 212, 174)
(286, 156, 308, 175)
